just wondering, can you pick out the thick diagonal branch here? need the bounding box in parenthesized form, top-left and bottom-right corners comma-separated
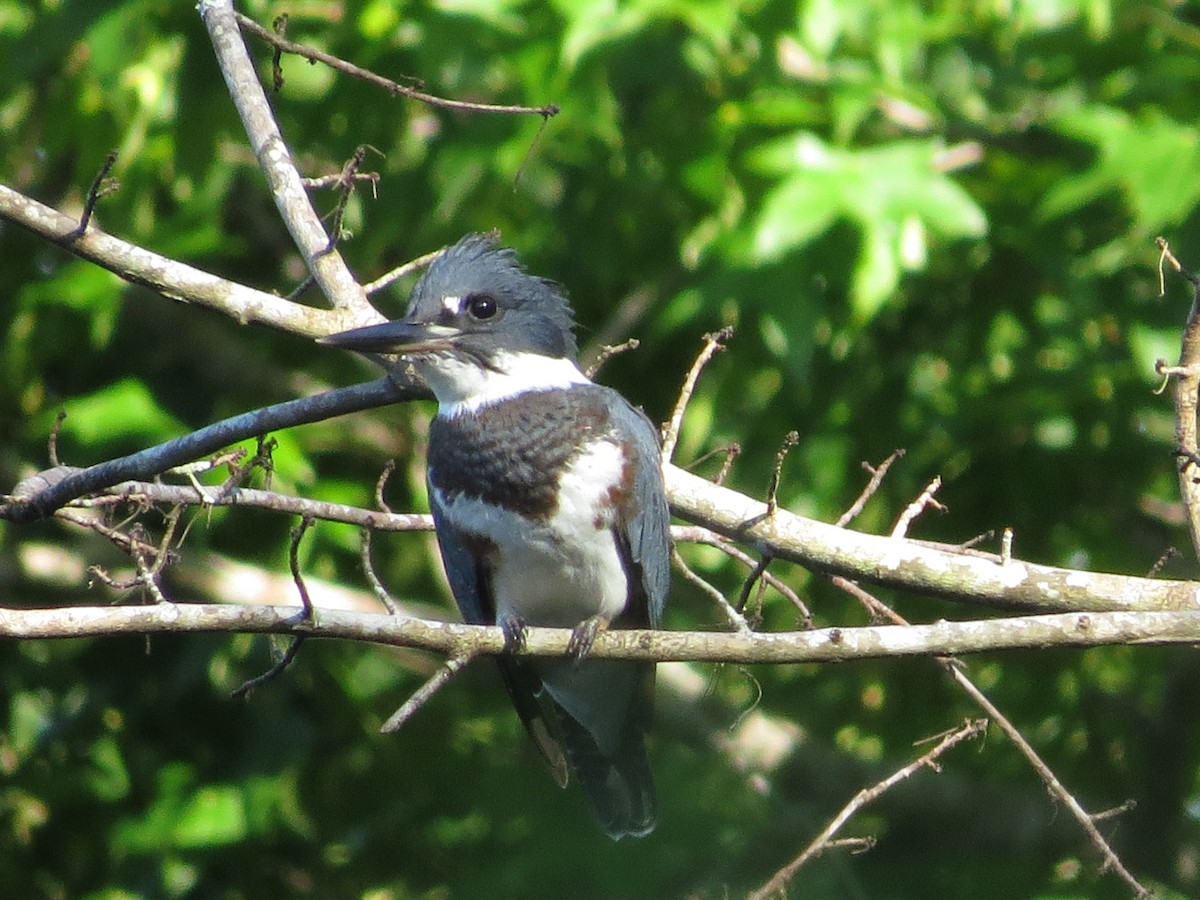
(199, 0, 374, 322)
(0, 184, 321, 334)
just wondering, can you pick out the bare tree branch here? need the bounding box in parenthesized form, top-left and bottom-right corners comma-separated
(662, 327, 732, 460)
(364, 248, 443, 296)
(1157, 237, 1200, 561)
(1, 379, 426, 523)
(748, 718, 988, 899)
(8, 399, 1200, 615)
(380, 653, 476, 733)
(834, 575, 1148, 897)
(837, 450, 905, 528)
(199, 0, 373, 322)
(6, 603, 1200, 662)
(0, 183, 320, 333)
(671, 547, 752, 634)
(890, 475, 946, 537)
(235, 12, 559, 119)
(666, 465, 1200, 614)
(946, 656, 1148, 896)
(69, 149, 120, 238)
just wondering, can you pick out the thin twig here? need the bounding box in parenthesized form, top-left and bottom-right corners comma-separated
(735, 553, 773, 620)
(319, 145, 380, 253)
(167, 448, 247, 480)
(948, 667, 1147, 895)
(380, 653, 475, 733)
(230, 515, 316, 699)
(512, 112, 554, 190)
(585, 338, 640, 378)
(1158, 236, 1200, 291)
(284, 273, 316, 303)
(1000, 527, 1014, 566)
(766, 431, 800, 516)
(832, 576, 891, 625)
(1092, 799, 1138, 823)
(715, 443, 741, 486)
(289, 516, 315, 618)
(671, 547, 752, 634)
(837, 449, 905, 528)
(831, 576, 1149, 897)
(147, 505, 184, 580)
(956, 530, 996, 552)
(1147, 546, 1179, 578)
(48, 411, 68, 466)
(891, 476, 945, 538)
(364, 248, 443, 296)
(374, 460, 397, 514)
(303, 171, 380, 193)
(68, 150, 120, 240)
(579, 285, 658, 370)
(662, 327, 733, 461)
(684, 443, 742, 482)
(361, 527, 400, 615)
(231, 635, 306, 700)
(748, 718, 987, 899)
(132, 550, 169, 605)
(97, 522, 164, 594)
(57, 509, 164, 560)
(235, 12, 559, 118)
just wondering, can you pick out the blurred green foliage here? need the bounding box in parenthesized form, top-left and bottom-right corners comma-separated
(4, 0, 1200, 897)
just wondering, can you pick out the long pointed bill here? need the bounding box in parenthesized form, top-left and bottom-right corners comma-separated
(318, 320, 460, 354)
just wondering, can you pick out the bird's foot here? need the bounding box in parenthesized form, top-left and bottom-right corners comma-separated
(567, 615, 609, 665)
(500, 616, 528, 653)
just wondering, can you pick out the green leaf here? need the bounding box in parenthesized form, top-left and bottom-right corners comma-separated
(746, 132, 986, 319)
(1127, 323, 1182, 384)
(53, 378, 186, 448)
(551, 0, 742, 70)
(427, 0, 528, 33)
(172, 785, 247, 849)
(88, 735, 131, 802)
(1040, 104, 1200, 231)
(113, 765, 247, 852)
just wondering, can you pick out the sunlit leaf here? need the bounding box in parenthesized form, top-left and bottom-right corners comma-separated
(1040, 104, 1200, 231)
(172, 785, 247, 848)
(746, 132, 986, 318)
(52, 378, 186, 448)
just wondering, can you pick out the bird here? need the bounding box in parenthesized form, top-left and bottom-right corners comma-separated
(320, 233, 671, 839)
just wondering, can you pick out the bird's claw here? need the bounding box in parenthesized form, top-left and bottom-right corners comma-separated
(567, 615, 609, 665)
(501, 616, 528, 653)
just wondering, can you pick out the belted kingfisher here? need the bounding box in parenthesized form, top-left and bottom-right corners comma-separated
(321, 233, 671, 839)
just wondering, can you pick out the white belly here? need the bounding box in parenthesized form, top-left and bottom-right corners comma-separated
(432, 440, 630, 627)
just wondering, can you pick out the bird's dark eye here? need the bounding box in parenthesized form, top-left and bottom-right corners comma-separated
(465, 293, 499, 320)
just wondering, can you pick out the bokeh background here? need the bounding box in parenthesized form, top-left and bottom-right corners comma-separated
(4, 1, 1200, 897)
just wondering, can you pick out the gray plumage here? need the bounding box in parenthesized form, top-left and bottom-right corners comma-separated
(322, 233, 670, 838)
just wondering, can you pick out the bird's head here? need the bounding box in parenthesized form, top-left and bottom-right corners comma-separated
(321, 233, 587, 411)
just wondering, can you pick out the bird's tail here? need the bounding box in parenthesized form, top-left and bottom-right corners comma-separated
(554, 701, 656, 840)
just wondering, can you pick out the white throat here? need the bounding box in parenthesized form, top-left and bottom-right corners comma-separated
(417, 349, 591, 416)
